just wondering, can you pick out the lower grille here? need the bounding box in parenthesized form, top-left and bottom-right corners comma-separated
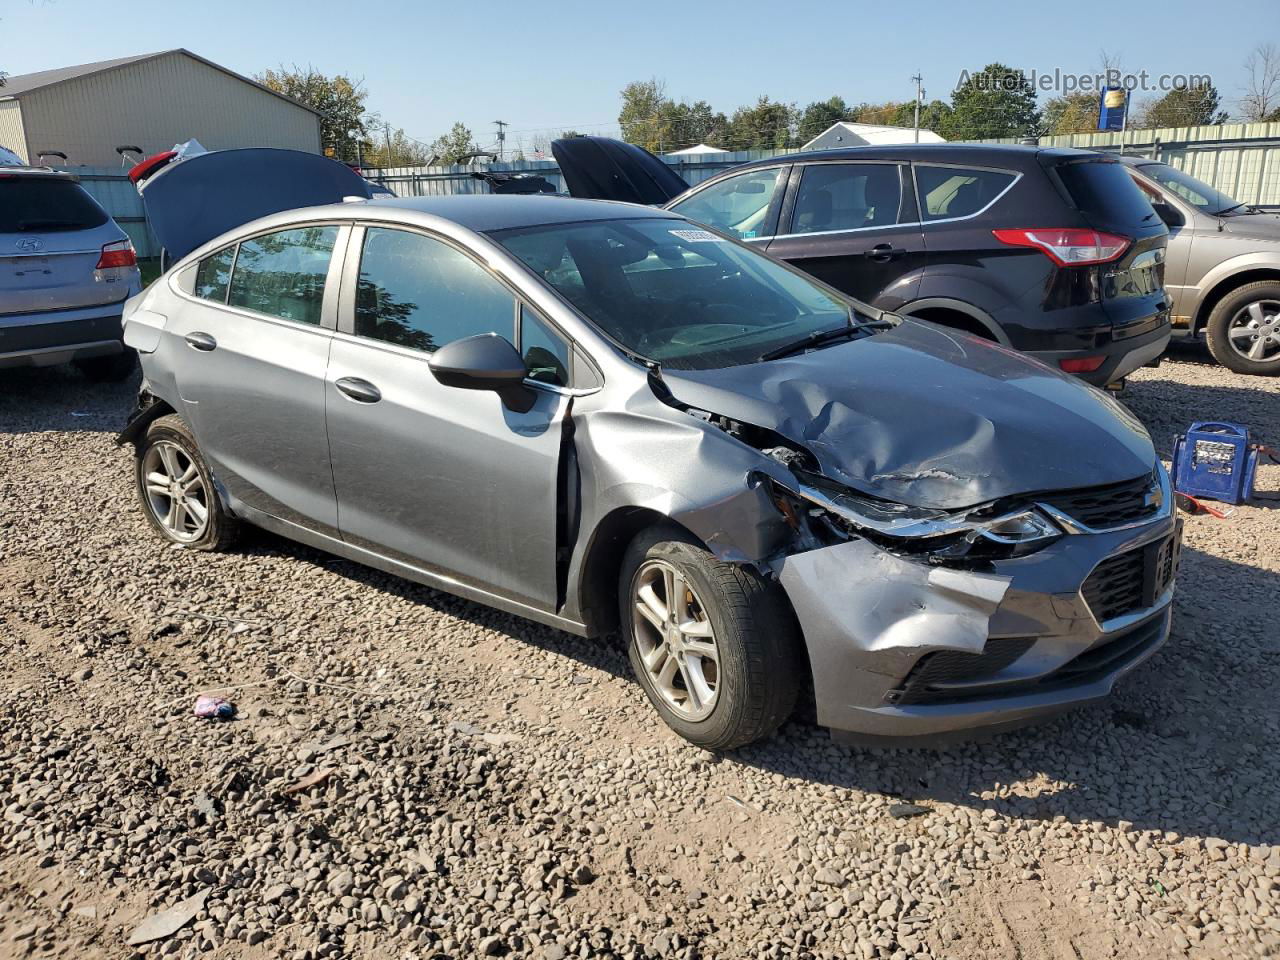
(1082, 533, 1180, 624)
(890, 638, 1035, 705)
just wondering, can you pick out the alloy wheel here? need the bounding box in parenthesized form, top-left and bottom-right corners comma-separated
(141, 440, 210, 543)
(631, 559, 720, 721)
(1227, 299, 1280, 364)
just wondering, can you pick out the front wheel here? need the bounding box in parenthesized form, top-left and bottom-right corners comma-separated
(1205, 282, 1280, 376)
(619, 527, 800, 750)
(134, 414, 239, 551)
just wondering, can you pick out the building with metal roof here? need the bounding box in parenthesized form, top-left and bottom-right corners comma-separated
(0, 49, 322, 166)
(801, 121, 945, 151)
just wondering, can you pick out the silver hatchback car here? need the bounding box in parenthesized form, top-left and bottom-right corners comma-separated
(119, 190, 1179, 749)
(1, 166, 141, 379)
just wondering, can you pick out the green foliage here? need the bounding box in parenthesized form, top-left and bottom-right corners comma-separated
(1138, 82, 1229, 128)
(890, 99, 953, 134)
(667, 100, 729, 151)
(796, 96, 853, 143)
(428, 122, 479, 165)
(365, 127, 432, 168)
(944, 63, 1040, 140)
(1042, 92, 1099, 135)
(726, 96, 795, 151)
(257, 65, 372, 162)
(850, 101, 906, 126)
(619, 78, 672, 152)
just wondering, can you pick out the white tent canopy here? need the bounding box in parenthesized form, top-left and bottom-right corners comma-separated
(664, 143, 729, 157)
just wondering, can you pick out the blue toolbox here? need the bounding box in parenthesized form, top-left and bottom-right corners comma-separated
(1171, 422, 1258, 505)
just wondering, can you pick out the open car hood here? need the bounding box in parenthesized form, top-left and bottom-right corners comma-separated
(138, 148, 372, 262)
(551, 137, 690, 205)
(660, 321, 1156, 510)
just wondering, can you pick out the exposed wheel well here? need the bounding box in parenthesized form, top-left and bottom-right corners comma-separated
(117, 396, 178, 449)
(577, 507, 689, 636)
(905, 306, 999, 341)
(1194, 269, 1280, 334)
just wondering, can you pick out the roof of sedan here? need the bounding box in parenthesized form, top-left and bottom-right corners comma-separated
(361, 194, 678, 232)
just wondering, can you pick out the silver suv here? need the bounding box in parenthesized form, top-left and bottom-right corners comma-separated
(1123, 156, 1280, 376)
(1, 166, 142, 380)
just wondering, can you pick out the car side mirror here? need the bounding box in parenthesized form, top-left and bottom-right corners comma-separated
(428, 334, 535, 412)
(1152, 201, 1184, 228)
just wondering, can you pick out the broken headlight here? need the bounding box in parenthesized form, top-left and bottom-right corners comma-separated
(785, 480, 1063, 560)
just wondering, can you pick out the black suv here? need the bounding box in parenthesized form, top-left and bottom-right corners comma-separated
(552, 139, 1171, 386)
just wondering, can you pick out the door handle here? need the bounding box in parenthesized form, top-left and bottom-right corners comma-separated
(334, 377, 382, 404)
(184, 331, 217, 351)
(864, 244, 906, 262)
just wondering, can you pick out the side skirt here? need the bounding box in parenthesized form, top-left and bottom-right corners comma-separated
(233, 501, 593, 638)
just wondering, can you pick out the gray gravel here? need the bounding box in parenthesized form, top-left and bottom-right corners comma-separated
(0, 344, 1277, 959)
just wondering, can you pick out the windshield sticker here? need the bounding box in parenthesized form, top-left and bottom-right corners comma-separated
(670, 228, 725, 243)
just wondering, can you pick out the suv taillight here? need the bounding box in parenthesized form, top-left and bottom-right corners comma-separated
(96, 239, 137, 269)
(992, 228, 1130, 267)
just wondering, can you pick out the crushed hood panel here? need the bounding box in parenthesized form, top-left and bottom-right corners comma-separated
(660, 321, 1155, 509)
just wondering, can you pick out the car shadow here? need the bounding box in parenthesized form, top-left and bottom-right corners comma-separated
(0, 365, 138, 435)
(254, 526, 1276, 849)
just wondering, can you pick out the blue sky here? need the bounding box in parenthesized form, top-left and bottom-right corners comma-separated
(3, 0, 1274, 152)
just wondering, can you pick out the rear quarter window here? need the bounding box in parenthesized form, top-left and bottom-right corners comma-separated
(1054, 160, 1156, 226)
(0, 177, 110, 233)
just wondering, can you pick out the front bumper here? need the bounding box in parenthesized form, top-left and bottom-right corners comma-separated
(777, 509, 1180, 744)
(0, 304, 127, 369)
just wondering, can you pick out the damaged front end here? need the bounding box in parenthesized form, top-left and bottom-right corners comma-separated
(657, 372, 1177, 744)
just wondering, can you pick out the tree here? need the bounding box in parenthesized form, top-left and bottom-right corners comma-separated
(1042, 92, 1099, 134)
(726, 96, 795, 151)
(1241, 43, 1280, 121)
(559, 130, 586, 140)
(429, 122, 478, 165)
(851, 101, 905, 125)
(890, 99, 953, 135)
(619, 78, 672, 152)
(944, 63, 1040, 140)
(365, 127, 432, 168)
(257, 65, 372, 162)
(1138, 81, 1229, 128)
(666, 100, 729, 150)
(796, 96, 853, 143)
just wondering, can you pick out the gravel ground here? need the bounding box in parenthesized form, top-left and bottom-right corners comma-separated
(0, 345, 1277, 960)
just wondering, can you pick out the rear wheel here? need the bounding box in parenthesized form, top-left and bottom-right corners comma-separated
(134, 414, 239, 551)
(619, 526, 800, 750)
(1205, 281, 1280, 376)
(75, 348, 137, 383)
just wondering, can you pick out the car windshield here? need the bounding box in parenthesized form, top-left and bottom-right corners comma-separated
(1139, 163, 1241, 215)
(490, 217, 859, 370)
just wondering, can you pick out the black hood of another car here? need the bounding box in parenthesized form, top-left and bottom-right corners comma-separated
(660, 320, 1155, 510)
(551, 137, 690, 205)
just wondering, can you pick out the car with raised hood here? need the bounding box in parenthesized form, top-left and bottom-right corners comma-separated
(1, 165, 142, 379)
(1122, 155, 1280, 376)
(117, 150, 1180, 748)
(550, 137, 1172, 387)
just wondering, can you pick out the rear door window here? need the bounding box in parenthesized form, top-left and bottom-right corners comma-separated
(668, 167, 785, 240)
(354, 227, 515, 353)
(1054, 160, 1157, 227)
(194, 246, 235, 302)
(790, 163, 902, 233)
(0, 177, 110, 233)
(914, 166, 1015, 220)
(228, 225, 338, 326)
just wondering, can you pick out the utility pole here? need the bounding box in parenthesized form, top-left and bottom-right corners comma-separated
(911, 73, 923, 142)
(494, 120, 508, 162)
(385, 121, 393, 169)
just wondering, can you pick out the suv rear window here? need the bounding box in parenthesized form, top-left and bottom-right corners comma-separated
(1054, 160, 1155, 226)
(0, 177, 110, 233)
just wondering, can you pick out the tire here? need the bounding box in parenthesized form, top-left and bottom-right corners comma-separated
(134, 414, 239, 551)
(619, 525, 800, 750)
(74, 348, 137, 383)
(1205, 281, 1280, 376)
